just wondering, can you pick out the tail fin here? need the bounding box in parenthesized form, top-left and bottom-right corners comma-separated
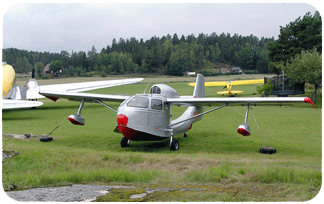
(193, 74, 205, 98)
(170, 74, 205, 135)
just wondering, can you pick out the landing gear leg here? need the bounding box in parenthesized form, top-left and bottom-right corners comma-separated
(170, 132, 179, 151)
(120, 137, 130, 148)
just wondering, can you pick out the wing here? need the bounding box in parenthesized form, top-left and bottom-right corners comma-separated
(39, 78, 143, 102)
(230, 79, 264, 85)
(166, 97, 316, 108)
(40, 78, 143, 93)
(39, 91, 130, 102)
(189, 79, 264, 87)
(217, 90, 243, 95)
(204, 81, 229, 86)
(2, 99, 43, 109)
(189, 81, 228, 87)
(29, 78, 143, 99)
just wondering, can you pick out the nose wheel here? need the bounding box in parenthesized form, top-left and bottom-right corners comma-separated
(120, 137, 130, 148)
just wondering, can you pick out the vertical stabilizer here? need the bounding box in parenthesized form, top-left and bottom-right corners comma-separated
(193, 74, 205, 98)
(170, 74, 205, 135)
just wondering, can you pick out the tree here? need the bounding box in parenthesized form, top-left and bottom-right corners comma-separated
(284, 48, 322, 103)
(87, 45, 97, 69)
(49, 60, 63, 76)
(3, 31, 274, 75)
(234, 43, 253, 70)
(172, 33, 180, 45)
(60, 50, 70, 68)
(35, 62, 44, 78)
(268, 11, 321, 74)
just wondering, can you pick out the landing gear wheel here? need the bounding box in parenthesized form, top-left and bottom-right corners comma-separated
(40, 136, 53, 142)
(260, 147, 276, 154)
(170, 139, 179, 151)
(120, 137, 130, 148)
(184, 133, 188, 138)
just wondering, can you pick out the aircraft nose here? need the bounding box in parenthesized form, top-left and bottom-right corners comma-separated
(117, 114, 128, 127)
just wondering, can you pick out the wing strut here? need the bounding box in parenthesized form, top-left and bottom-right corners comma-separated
(168, 104, 228, 128)
(96, 100, 117, 113)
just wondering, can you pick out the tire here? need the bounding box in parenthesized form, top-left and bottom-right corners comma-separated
(260, 147, 276, 154)
(40, 137, 53, 142)
(120, 137, 130, 148)
(170, 139, 179, 151)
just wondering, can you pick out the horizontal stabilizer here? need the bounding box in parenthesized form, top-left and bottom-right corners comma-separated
(2, 99, 43, 109)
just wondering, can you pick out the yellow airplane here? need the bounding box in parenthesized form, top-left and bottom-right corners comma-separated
(189, 79, 264, 96)
(2, 63, 43, 109)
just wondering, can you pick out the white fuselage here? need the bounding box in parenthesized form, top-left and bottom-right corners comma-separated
(116, 84, 203, 141)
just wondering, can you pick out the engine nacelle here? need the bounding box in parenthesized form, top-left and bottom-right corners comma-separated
(68, 114, 85, 125)
(237, 122, 250, 136)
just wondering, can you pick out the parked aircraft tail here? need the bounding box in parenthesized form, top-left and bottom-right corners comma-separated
(170, 74, 205, 135)
(193, 74, 205, 98)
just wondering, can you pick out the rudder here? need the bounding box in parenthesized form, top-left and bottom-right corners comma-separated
(193, 74, 205, 98)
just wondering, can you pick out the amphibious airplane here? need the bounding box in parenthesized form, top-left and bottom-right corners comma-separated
(40, 74, 316, 151)
(189, 79, 264, 96)
(2, 63, 143, 109)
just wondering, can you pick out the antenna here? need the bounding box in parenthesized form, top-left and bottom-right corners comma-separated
(32, 68, 36, 79)
(143, 82, 150, 94)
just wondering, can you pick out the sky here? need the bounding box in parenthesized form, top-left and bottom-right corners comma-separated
(1, 2, 320, 54)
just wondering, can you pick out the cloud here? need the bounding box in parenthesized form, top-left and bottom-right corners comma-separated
(2, 3, 319, 53)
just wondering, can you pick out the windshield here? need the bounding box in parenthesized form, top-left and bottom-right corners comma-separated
(127, 97, 149, 108)
(151, 99, 162, 110)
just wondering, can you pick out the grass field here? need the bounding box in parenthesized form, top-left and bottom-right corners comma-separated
(2, 76, 322, 201)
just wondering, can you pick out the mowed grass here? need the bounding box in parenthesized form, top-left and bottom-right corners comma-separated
(2, 78, 322, 201)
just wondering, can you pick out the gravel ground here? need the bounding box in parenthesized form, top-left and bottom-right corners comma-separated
(4, 184, 208, 202)
(5, 185, 135, 202)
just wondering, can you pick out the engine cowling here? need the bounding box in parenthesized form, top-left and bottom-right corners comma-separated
(68, 114, 85, 125)
(237, 122, 250, 136)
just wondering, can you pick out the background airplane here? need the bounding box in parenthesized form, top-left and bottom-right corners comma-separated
(189, 79, 264, 96)
(40, 74, 315, 151)
(2, 63, 43, 109)
(2, 63, 143, 109)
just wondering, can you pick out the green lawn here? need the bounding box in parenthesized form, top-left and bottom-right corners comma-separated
(2, 78, 322, 201)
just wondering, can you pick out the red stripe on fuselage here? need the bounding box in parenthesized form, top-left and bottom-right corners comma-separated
(116, 126, 166, 141)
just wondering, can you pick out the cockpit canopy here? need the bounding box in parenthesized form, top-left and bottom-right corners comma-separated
(25, 78, 39, 89)
(149, 84, 179, 98)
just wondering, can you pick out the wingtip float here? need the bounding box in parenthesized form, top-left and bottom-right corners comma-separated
(304, 97, 317, 109)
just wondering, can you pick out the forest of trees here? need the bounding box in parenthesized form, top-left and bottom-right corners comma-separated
(2, 32, 274, 77)
(3, 11, 321, 78)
